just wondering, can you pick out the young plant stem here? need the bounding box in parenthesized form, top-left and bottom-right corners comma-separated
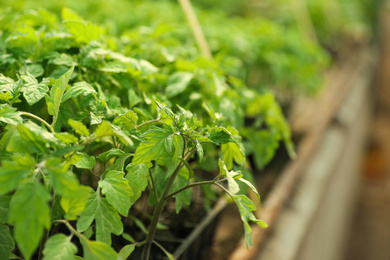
(19, 112, 54, 133)
(141, 163, 185, 260)
(136, 118, 161, 129)
(149, 168, 159, 202)
(165, 178, 226, 200)
(141, 146, 195, 260)
(177, 0, 212, 59)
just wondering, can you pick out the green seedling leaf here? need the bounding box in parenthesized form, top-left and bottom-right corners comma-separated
(218, 159, 240, 195)
(113, 110, 138, 130)
(0, 223, 14, 260)
(132, 216, 148, 234)
(132, 127, 174, 164)
(68, 119, 90, 137)
(0, 104, 22, 125)
(97, 148, 126, 164)
(61, 186, 90, 220)
(165, 72, 193, 97)
(117, 244, 136, 260)
(128, 89, 142, 108)
(0, 195, 11, 223)
(238, 178, 260, 201)
(74, 153, 96, 170)
(77, 189, 123, 245)
(46, 66, 74, 124)
(99, 170, 132, 216)
(45, 158, 82, 199)
(221, 142, 245, 170)
(0, 74, 15, 93)
(170, 167, 192, 213)
(232, 194, 268, 248)
(121, 233, 135, 243)
(61, 7, 83, 21)
(55, 132, 79, 144)
(125, 162, 152, 205)
(0, 155, 35, 195)
(22, 81, 49, 105)
(80, 238, 118, 260)
(42, 234, 78, 260)
(62, 82, 96, 103)
(8, 182, 51, 260)
(209, 126, 235, 145)
(155, 101, 175, 118)
(195, 138, 204, 162)
(65, 20, 103, 44)
(95, 120, 115, 138)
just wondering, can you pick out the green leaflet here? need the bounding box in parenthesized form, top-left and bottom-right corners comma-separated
(62, 81, 96, 103)
(45, 158, 83, 199)
(250, 130, 279, 169)
(23, 83, 49, 105)
(117, 244, 136, 260)
(0, 195, 11, 223)
(42, 234, 78, 260)
(165, 72, 193, 98)
(125, 162, 152, 206)
(0, 74, 15, 93)
(195, 138, 204, 162)
(132, 126, 174, 164)
(0, 223, 14, 260)
(0, 104, 22, 125)
(221, 142, 245, 170)
(155, 101, 175, 119)
(68, 119, 90, 137)
(74, 153, 96, 170)
(95, 120, 116, 138)
(113, 110, 138, 130)
(80, 238, 118, 260)
(55, 132, 79, 144)
(170, 167, 192, 214)
(46, 66, 74, 125)
(97, 148, 126, 164)
(99, 170, 133, 216)
(20, 72, 49, 105)
(8, 182, 51, 260)
(232, 194, 268, 248)
(209, 126, 235, 145)
(95, 121, 134, 147)
(0, 155, 35, 195)
(61, 186, 90, 221)
(219, 159, 240, 195)
(77, 189, 123, 245)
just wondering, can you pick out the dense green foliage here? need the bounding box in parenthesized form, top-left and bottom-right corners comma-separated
(0, 6, 276, 260)
(0, 0, 374, 259)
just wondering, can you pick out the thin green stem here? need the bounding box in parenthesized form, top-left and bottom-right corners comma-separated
(166, 177, 227, 200)
(141, 141, 195, 260)
(141, 163, 185, 260)
(149, 168, 159, 203)
(166, 180, 214, 200)
(136, 119, 161, 129)
(19, 112, 54, 133)
(56, 220, 88, 242)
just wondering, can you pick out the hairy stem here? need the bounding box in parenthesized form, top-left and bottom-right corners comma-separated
(149, 168, 159, 203)
(141, 144, 195, 260)
(19, 112, 54, 133)
(165, 179, 225, 200)
(136, 119, 161, 129)
(141, 163, 185, 260)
